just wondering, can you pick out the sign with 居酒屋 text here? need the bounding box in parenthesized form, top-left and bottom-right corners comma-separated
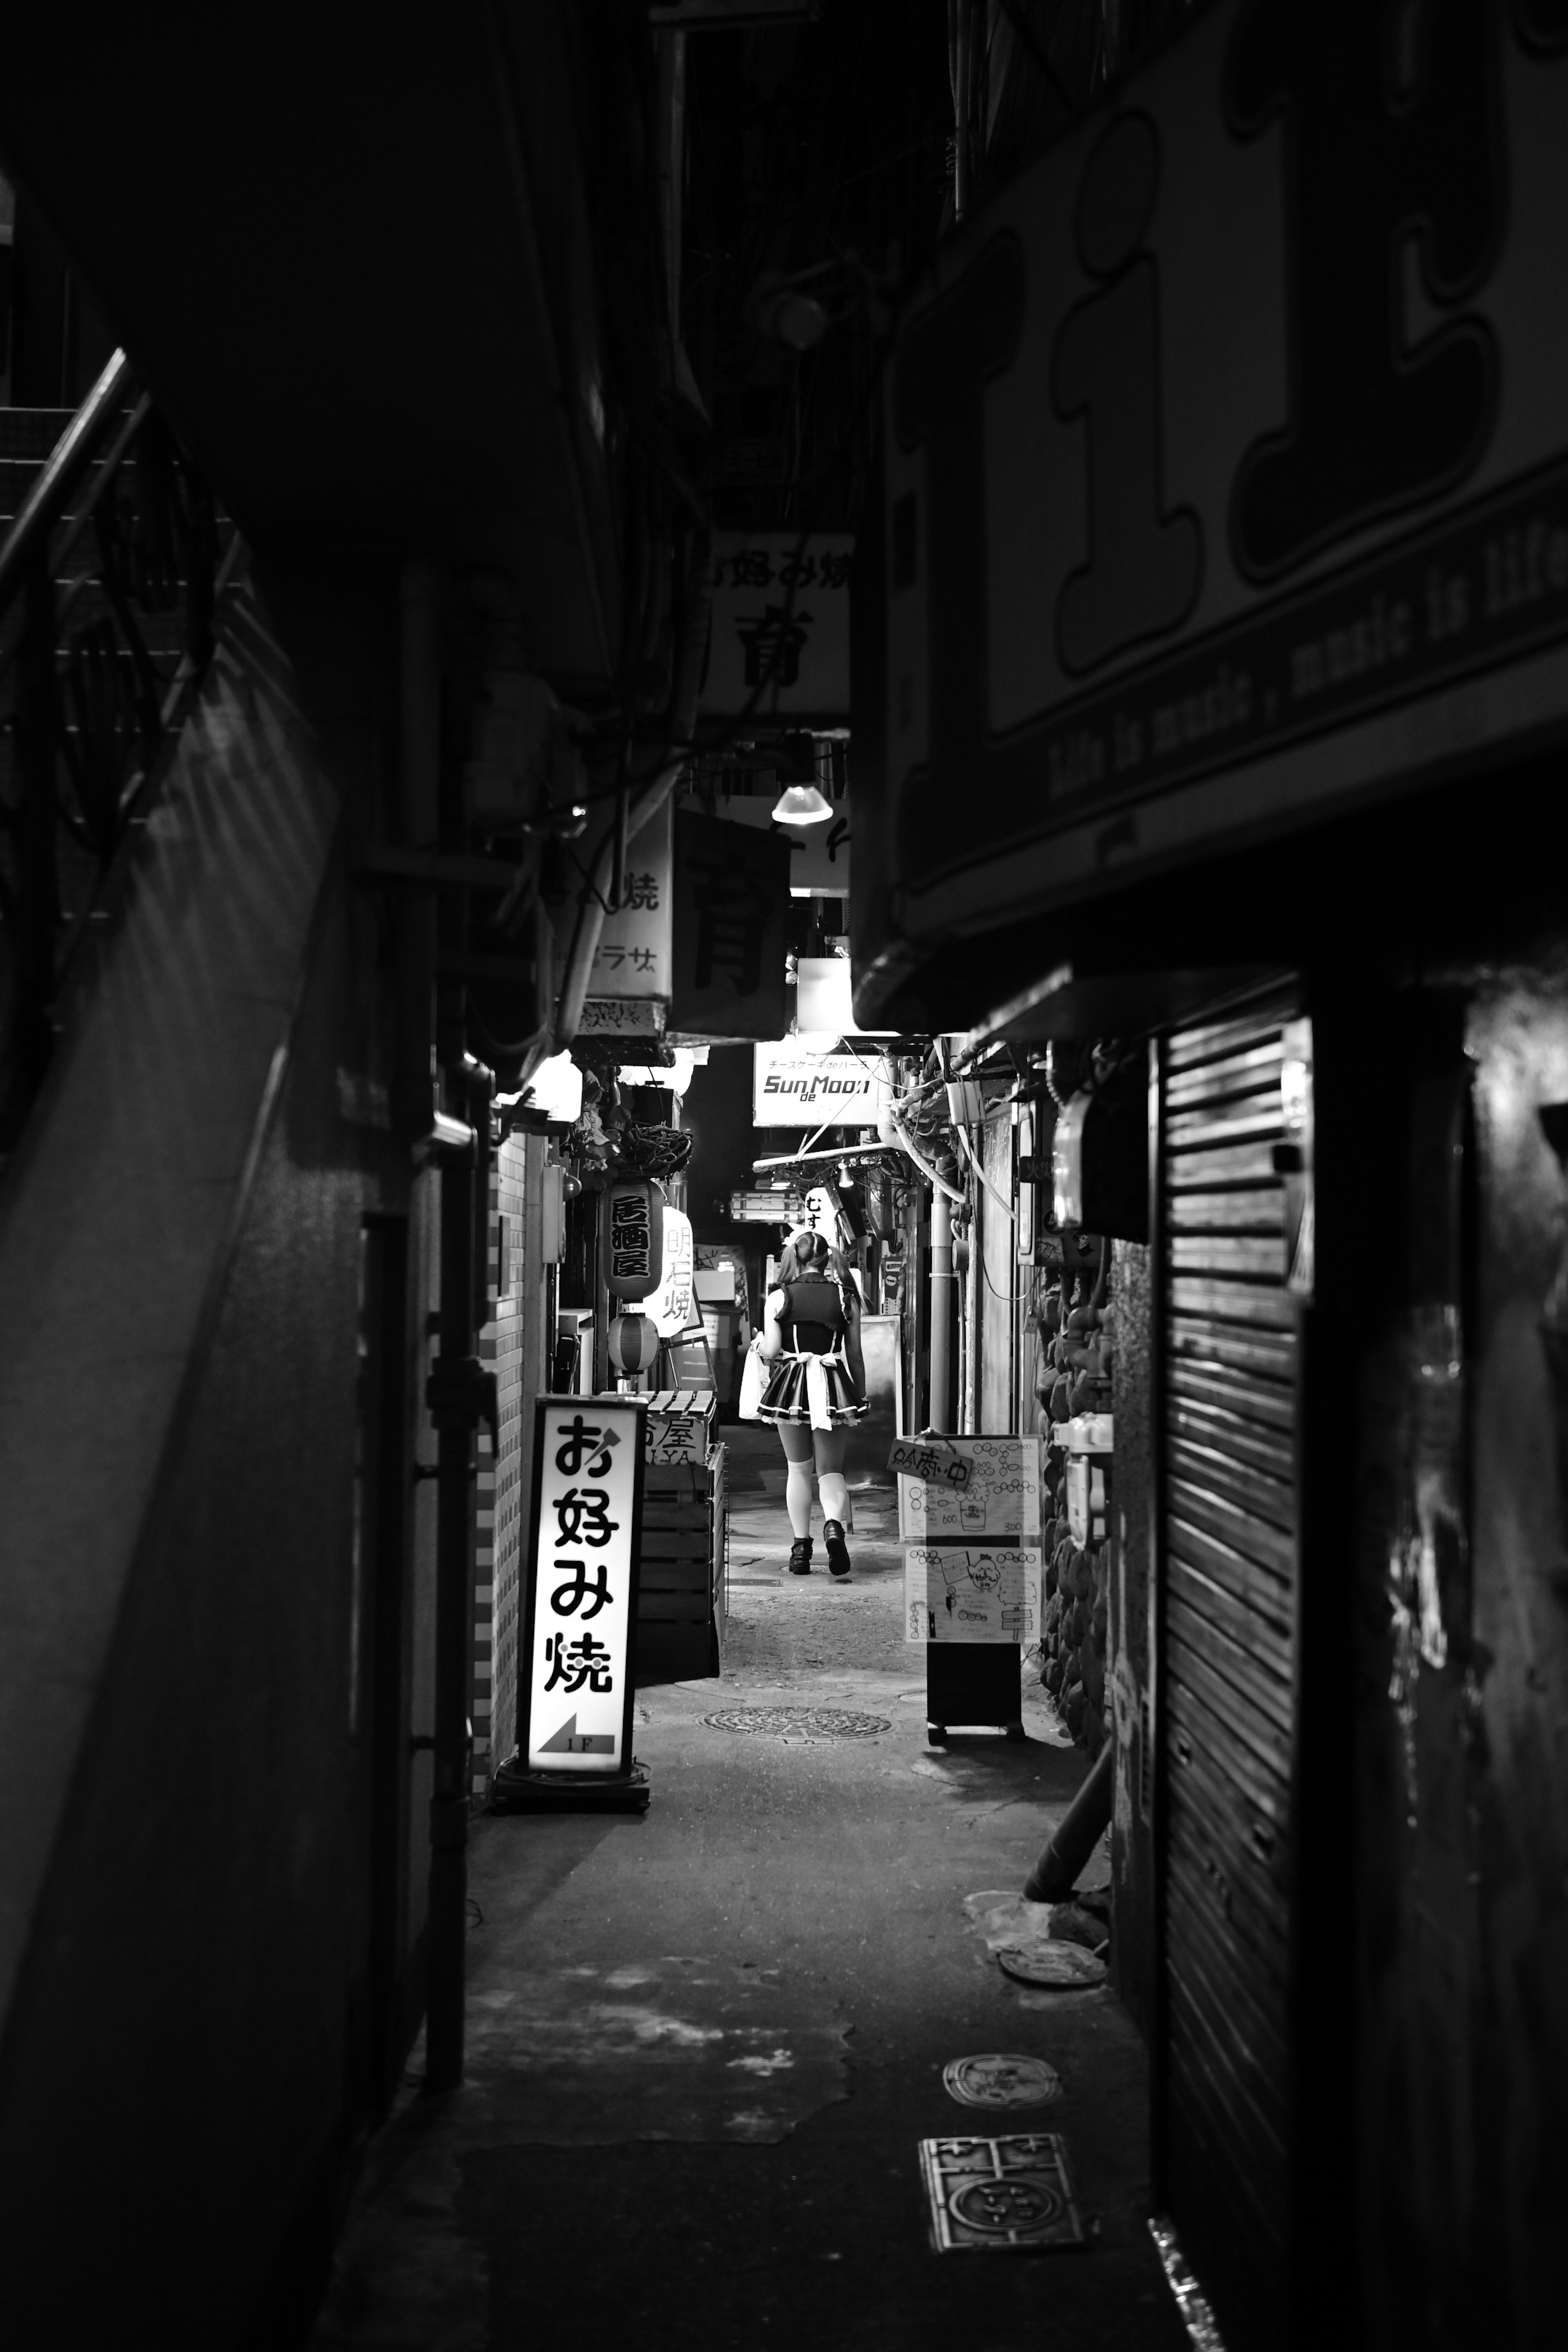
(604, 1180, 664, 1301)
(871, 0, 1568, 1007)
(522, 1401, 645, 1774)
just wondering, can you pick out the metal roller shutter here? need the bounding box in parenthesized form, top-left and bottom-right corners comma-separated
(1158, 987, 1304, 2350)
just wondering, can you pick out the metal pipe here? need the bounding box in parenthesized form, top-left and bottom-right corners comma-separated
(423, 1058, 494, 2095)
(1022, 1742, 1114, 1901)
(0, 347, 132, 606)
(929, 1189, 954, 1432)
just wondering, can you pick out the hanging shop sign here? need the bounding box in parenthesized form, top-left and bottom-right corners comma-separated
(753, 1043, 891, 1127)
(708, 790, 852, 898)
(588, 800, 672, 1002)
(646, 1205, 696, 1339)
(604, 1179, 664, 1301)
(867, 0, 1568, 1014)
(520, 1398, 645, 1773)
(699, 531, 853, 720)
(669, 809, 791, 1039)
(577, 997, 665, 1038)
(728, 1189, 805, 1223)
(904, 1548, 1044, 1645)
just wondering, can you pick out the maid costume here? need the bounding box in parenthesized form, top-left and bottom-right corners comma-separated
(756, 1271, 867, 1430)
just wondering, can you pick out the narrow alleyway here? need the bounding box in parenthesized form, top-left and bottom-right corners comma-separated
(312, 1430, 1184, 2351)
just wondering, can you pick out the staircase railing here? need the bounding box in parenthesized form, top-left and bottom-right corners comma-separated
(0, 350, 238, 1157)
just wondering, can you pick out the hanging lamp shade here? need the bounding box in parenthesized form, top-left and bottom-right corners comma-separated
(771, 782, 833, 824)
(608, 1310, 658, 1374)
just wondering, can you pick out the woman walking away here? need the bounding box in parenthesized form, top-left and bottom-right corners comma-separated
(757, 1228, 867, 1578)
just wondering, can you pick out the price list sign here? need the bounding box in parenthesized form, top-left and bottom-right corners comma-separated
(521, 1398, 646, 1776)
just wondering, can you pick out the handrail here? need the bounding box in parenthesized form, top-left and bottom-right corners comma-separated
(0, 347, 134, 608)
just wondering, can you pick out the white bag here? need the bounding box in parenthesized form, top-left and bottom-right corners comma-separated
(738, 1336, 766, 1421)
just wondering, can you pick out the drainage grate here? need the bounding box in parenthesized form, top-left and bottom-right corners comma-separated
(702, 1706, 892, 1738)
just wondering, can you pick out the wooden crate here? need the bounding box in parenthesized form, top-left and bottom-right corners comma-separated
(635, 1443, 726, 1686)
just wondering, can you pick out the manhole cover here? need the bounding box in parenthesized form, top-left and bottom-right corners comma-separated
(996, 1941, 1107, 1989)
(943, 2053, 1062, 2110)
(702, 1706, 892, 1738)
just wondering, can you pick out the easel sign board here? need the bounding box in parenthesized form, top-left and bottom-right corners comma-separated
(520, 1398, 646, 1775)
(905, 1548, 1043, 1644)
(898, 1437, 1043, 1542)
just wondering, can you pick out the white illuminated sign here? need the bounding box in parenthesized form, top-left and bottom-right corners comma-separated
(522, 1398, 645, 1775)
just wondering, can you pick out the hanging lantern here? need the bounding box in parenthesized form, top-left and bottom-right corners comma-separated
(604, 1177, 664, 1301)
(608, 1310, 659, 1375)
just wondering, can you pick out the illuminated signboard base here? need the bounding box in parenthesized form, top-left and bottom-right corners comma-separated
(493, 1756, 651, 1813)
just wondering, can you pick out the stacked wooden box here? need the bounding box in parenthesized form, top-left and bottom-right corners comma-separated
(634, 1390, 727, 1685)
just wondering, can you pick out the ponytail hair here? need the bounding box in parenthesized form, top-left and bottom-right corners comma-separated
(778, 1227, 857, 1322)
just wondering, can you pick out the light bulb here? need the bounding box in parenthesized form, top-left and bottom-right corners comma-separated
(771, 783, 833, 825)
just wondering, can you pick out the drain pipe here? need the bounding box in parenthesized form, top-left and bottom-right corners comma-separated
(1023, 1741, 1114, 1900)
(423, 1058, 496, 2094)
(929, 1188, 955, 1432)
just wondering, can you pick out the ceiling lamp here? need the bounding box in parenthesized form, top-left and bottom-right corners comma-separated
(771, 782, 833, 825)
(837, 1161, 854, 1189)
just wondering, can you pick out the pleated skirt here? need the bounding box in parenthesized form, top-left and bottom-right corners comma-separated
(755, 1354, 867, 1426)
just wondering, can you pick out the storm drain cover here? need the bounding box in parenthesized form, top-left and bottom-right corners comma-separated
(703, 1706, 892, 1739)
(943, 2054, 1062, 2111)
(918, 2134, 1087, 2254)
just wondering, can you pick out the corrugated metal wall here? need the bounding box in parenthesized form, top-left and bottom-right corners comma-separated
(1158, 989, 1303, 2349)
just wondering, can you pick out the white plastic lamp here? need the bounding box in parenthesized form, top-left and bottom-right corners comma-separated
(837, 1161, 853, 1189)
(771, 782, 833, 825)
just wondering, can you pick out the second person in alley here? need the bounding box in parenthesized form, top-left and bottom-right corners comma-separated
(756, 1226, 867, 1577)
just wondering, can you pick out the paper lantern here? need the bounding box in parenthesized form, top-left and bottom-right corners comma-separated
(608, 1311, 659, 1374)
(604, 1178, 664, 1301)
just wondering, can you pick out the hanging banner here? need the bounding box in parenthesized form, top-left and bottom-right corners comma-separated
(604, 1179, 664, 1300)
(865, 0, 1568, 1018)
(699, 531, 853, 719)
(646, 1205, 696, 1339)
(521, 1399, 646, 1773)
(588, 801, 672, 1001)
(753, 1042, 892, 1127)
(669, 809, 791, 1038)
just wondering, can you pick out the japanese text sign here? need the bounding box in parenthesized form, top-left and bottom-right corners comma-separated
(670, 809, 791, 1039)
(873, 0, 1568, 990)
(887, 1437, 973, 1490)
(521, 1400, 645, 1775)
(700, 532, 853, 719)
(589, 800, 671, 1001)
(904, 1548, 1044, 1645)
(604, 1178, 664, 1301)
(753, 1044, 892, 1128)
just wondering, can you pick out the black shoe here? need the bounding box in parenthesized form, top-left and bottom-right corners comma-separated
(823, 1520, 851, 1578)
(788, 1539, 813, 1575)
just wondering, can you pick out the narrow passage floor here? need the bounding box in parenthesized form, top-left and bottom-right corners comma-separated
(312, 1428, 1185, 2352)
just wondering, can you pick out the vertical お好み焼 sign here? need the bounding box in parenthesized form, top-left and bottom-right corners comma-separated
(521, 1397, 645, 1775)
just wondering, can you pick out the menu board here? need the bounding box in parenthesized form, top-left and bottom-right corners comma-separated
(898, 1437, 1042, 1542)
(905, 1548, 1043, 1645)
